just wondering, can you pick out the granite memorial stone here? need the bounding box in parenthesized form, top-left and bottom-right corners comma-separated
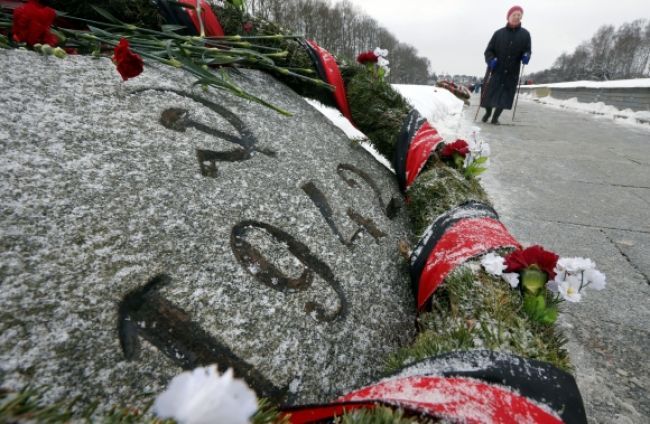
(0, 50, 414, 409)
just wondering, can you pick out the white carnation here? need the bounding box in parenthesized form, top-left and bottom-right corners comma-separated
(153, 366, 258, 424)
(481, 252, 506, 276)
(502, 272, 520, 288)
(556, 257, 596, 274)
(374, 47, 388, 57)
(557, 275, 583, 303)
(584, 268, 606, 290)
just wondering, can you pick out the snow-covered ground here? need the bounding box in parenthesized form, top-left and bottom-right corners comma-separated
(521, 93, 650, 128)
(525, 78, 650, 89)
(305, 83, 484, 170)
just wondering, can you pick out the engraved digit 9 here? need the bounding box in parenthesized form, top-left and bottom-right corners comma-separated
(231, 221, 348, 322)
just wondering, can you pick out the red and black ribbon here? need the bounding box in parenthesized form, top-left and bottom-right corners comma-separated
(395, 350, 587, 424)
(304, 39, 353, 123)
(281, 350, 586, 423)
(393, 109, 445, 192)
(282, 375, 564, 423)
(410, 201, 520, 309)
(155, 0, 224, 37)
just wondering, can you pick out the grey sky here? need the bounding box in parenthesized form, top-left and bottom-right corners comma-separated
(337, 0, 646, 76)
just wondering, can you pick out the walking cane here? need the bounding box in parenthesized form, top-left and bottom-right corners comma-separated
(512, 64, 526, 122)
(474, 67, 492, 121)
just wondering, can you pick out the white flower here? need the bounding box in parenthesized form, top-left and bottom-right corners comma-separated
(557, 275, 583, 303)
(481, 252, 506, 276)
(153, 366, 258, 424)
(463, 153, 473, 169)
(556, 257, 596, 274)
(374, 47, 388, 57)
(546, 279, 559, 293)
(479, 141, 491, 158)
(377, 56, 390, 68)
(584, 268, 606, 290)
(502, 272, 520, 288)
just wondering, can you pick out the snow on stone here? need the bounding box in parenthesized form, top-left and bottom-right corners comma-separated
(0, 49, 415, 410)
(392, 84, 464, 137)
(305, 84, 468, 171)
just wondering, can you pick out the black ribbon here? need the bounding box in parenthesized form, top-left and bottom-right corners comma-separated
(393, 109, 426, 193)
(393, 350, 588, 424)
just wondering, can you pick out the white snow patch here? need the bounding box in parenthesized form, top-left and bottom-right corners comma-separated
(525, 78, 650, 89)
(521, 93, 650, 129)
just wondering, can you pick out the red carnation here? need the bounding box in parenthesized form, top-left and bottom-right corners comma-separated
(505, 245, 559, 279)
(356, 50, 378, 64)
(12, 0, 59, 46)
(112, 38, 144, 81)
(440, 139, 470, 159)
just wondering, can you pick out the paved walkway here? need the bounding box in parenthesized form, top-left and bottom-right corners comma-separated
(465, 96, 650, 423)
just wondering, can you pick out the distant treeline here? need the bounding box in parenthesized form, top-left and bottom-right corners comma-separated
(528, 19, 650, 83)
(245, 0, 433, 84)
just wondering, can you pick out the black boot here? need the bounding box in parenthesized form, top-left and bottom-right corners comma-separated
(481, 107, 492, 123)
(491, 108, 503, 124)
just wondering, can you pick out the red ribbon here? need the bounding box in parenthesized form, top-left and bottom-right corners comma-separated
(305, 39, 353, 123)
(283, 376, 562, 423)
(404, 120, 444, 189)
(176, 0, 224, 37)
(417, 217, 520, 309)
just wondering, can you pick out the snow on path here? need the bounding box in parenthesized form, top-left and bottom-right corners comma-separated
(525, 78, 650, 89)
(520, 94, 650, 129)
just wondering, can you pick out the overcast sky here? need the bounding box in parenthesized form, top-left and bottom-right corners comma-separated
(336, 0, 646, 76)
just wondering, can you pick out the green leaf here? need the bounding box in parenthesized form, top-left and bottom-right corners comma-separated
(453, 152, 465, 169)
(87, 25, 114, 39)
(521, 268, 547, 295)
(89, 5, 122, 24)
(523, 294, 546, 319)
(227, 0, 246, 10)
(161, 25, 187, 33)
(540, 306, 558, 325)
(474, 156, 489, 164)
(206, 57, 245, 65)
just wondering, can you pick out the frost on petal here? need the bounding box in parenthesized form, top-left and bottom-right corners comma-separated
(585, 269, 606, 290)
(481, 252, 506, 276)
(502, 272, 520, 288)
(556, 257, 596, 273)
(153, 365, 258, 424)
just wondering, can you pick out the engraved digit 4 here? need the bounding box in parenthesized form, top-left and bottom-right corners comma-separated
(302, 164, 395, 248)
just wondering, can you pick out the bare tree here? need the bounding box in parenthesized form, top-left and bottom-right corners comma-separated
(528, 19, 649, 83)
(242, 0, 433, 83)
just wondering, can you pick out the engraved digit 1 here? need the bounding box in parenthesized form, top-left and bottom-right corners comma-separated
(231, 221, 348, 322)
(117, 274, 287, 402)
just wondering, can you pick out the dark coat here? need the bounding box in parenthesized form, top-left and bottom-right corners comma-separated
(481, 25, 531, 109)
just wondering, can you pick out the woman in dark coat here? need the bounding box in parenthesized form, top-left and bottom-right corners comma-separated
(481, 6, 531, 124)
